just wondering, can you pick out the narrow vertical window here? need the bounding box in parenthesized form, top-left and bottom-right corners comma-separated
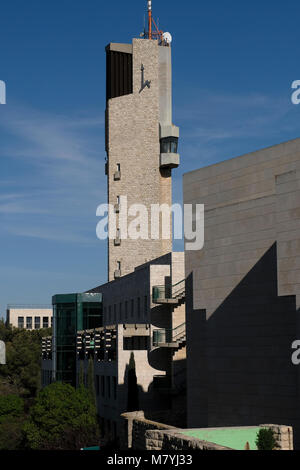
(137, 297, 141, 318)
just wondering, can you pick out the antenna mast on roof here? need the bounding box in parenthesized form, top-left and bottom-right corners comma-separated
(148, 1, 152, 39)
(142, 1, 163, 42)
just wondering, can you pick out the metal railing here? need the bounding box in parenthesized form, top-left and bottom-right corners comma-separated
(172, 322, 186, 343)
(152, 322, 186, 347)
(152, 279, 185, 302)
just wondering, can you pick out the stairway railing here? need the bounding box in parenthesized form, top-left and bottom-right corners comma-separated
(152, 279, 185, 303)
(152, 322, 186, 347)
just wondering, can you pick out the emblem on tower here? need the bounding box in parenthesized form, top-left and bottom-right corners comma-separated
(140, 64, 151, 93)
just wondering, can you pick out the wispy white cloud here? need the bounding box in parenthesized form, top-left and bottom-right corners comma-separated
(4, 224, 97, 245)
(0, 104, 106, 243)
(178, 90, 291, 142)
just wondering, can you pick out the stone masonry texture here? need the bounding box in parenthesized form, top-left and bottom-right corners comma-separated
(106, 39, 172, 281)
(184, 137, 300, 448)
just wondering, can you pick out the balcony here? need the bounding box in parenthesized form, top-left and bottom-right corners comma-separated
(160, 153, 180, 169)
(159, 126, 180, 170)
(152, 279, 185, 305)
(153, 322, 186, 349)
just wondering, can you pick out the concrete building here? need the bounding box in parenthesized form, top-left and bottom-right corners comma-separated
(42, 32, 186, 439)
(183, 138, 300, 448)
(6, 305, 52, 330)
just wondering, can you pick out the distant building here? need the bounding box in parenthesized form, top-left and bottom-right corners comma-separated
(6, 305, 53, 330)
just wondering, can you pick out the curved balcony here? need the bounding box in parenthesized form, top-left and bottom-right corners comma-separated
(152, 279, 185, 305)
(152, 322, 186, 349)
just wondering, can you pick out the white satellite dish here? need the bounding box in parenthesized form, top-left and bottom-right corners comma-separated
(163, 32, 172, 44)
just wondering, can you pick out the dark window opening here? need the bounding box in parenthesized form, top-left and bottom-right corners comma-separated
(106, 50, 133, 101)
(123, 336, 149, 350)
(160, 137, 178, 154)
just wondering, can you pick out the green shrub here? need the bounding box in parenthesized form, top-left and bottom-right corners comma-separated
(23, 382, 100, 450)
(255, 428, 278, 450)
(0, 394, 24, 422)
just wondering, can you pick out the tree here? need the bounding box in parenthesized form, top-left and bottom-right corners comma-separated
(23, 382, 100, 450)
(0, 417, 25, 450)
(0, 394, 24, 423)
(0, 395, 25, 450)
(0, 321, 51, 397)
(255, 428, 278, 450)
(78, 360, 84, 387)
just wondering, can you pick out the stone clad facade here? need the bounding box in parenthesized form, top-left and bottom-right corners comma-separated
(183, 137, 300, 448)
(106, 39, 177, 281)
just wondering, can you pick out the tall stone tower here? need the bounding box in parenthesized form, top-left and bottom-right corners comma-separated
(105, 37, 179, 281)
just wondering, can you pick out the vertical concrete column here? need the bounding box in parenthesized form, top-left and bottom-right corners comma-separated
(120, 411, 145, 449)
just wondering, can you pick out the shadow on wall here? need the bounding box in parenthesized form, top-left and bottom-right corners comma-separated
(120, 352, 187, 427)
(187, 243, 300, 446)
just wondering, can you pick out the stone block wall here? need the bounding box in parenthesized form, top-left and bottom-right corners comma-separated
(145, 429, 231, 451)
(184, 138, 300, 447)
(120, 411, 175, 450)
(261, 424, 293, 450)
(120, 413, 293, 450)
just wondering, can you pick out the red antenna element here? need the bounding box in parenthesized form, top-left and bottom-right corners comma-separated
(148, 1, 152, 40)
(143, 1, 165, 43)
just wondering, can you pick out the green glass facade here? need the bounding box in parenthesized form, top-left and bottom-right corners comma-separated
(52, 293, 103, 386)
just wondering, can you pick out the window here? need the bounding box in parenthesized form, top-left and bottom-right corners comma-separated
(137, 297, 141, 318)
(34, 317, 41, 329)
(113, 377, 117, 400)
(144, 295, 148, 317)
(123, 336, 149, 350)
(117, 163, 120, 172)
(131, 299, 134, 317)
(26, 317, 32, 329)
(117, 195, 120, 204)
(101, 376, 105, 397)
(18, 317, 24, 329)
(106, 376, 111, 399)
(43, 317, 49, 329)
(117, 261, 121, 271)
(51, 317, 53, 327)
(160, 137, 178, 154)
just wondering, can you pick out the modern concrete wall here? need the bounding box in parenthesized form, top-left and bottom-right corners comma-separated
(183, 137, 300, 447)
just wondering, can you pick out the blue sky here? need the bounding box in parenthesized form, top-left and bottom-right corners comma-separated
(1, 0, 300, 319)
